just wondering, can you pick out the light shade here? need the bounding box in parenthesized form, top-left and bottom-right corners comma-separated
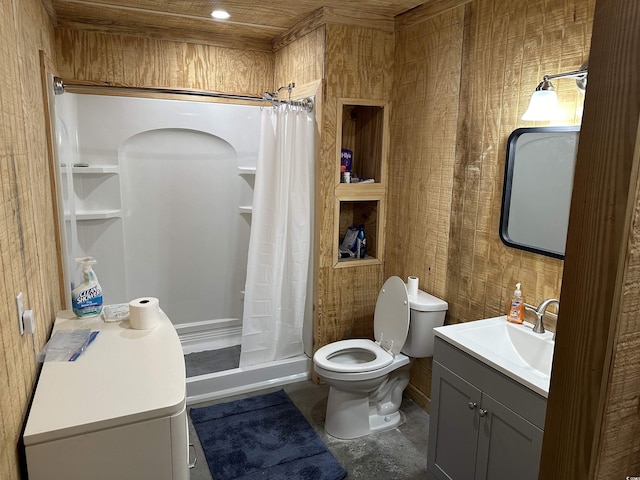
(522, 90, 561, 121)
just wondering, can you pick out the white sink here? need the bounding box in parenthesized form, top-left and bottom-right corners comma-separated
(434, 316, 555, 397)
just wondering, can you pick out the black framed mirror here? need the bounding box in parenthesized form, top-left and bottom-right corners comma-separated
(499, 126, 580, 259)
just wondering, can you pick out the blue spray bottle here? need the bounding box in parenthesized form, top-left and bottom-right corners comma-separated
(356, 225, 366, 259)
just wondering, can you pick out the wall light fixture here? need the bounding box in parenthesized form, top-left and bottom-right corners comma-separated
(522, 62, 588, 121)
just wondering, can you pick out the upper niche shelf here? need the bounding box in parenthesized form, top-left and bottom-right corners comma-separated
(338, 100, 388, 185)
(238, 166, 256, 175)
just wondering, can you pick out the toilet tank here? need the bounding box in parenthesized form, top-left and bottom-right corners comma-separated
(401, 289, 448, 358)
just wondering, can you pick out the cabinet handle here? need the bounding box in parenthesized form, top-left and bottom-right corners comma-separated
(479, 408, 488, 417)
(467, 402, 477, 410)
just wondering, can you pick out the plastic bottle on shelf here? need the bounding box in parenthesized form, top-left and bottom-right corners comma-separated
(356, 225, 366, 259)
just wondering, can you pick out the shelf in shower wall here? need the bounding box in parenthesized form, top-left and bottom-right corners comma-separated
(65, 209, 123, 221)
(61, 165, 120, 175)
(238, 167, 256, 175)
(238, 206, 253, 214)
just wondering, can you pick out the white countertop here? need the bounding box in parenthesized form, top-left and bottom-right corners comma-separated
(24, 309, 185, 445)
(434, 316, 555, 397)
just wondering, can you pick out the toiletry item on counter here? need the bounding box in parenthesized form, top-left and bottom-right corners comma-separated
(507, 282, 524, 324)
(71, 257, 103, 318)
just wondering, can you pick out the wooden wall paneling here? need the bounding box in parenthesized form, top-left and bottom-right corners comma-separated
(387, 0, 595, 405)
(596, 121, 640, 476)
(325, 25, 394, 101)
(1, 1, 59, 480)
(540, 0, 640, 476)
(394, 0, 474, 30)
(446, 0, 592, 327)
(387, 6, 464, 300)
(274, 26, 325, 89)
(272, 6, 394, 52)
(387, 6, 466, 407)
(315, 24, 393, 351)
(56, 29, 275, 95)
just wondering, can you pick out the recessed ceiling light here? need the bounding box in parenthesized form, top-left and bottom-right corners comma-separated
(211, 9, 230, 20)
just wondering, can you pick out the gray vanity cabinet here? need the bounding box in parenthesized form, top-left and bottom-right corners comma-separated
(427, 337, 546, 480)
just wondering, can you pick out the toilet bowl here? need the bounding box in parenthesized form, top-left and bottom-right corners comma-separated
(313, 276, 448, 439)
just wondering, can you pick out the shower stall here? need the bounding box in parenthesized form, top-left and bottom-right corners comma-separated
(50, 86, 313, 404)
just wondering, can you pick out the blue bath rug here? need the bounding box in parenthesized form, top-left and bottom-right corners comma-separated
(190, 389, 347, 480)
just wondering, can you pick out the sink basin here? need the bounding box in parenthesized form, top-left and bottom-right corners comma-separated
(434, 316, 555, 397)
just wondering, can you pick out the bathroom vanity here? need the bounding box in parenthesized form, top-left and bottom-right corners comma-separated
(427, 317, 552, 480)
(23, 309, 189, 480)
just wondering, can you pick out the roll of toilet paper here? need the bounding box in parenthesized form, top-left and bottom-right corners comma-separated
(407, 276, 419, 297)
(129, 297, 160, 330)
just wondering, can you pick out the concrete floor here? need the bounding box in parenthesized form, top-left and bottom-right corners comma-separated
(187, 380, 431, 479)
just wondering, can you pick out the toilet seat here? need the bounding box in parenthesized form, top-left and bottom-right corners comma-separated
(314, 339, 393, 373)
(373, 276, 411, 355)
(313, 277, 411, 375)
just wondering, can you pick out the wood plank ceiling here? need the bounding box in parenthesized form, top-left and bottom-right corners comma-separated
(49, 0, 428, 50)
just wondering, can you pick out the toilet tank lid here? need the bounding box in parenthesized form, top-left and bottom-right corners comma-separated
(409, 290, 448, 312)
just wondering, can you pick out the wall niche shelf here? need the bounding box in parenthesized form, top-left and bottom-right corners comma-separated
(334, 99, 389, 268)
(238, 166, 256, 175)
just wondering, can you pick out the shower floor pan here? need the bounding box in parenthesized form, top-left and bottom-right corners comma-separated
(185, 354, 311, 405)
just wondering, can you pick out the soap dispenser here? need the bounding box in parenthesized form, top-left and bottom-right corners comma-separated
(507, 282, 524, 324)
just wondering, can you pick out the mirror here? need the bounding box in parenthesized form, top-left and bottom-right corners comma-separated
(499, 126, 580, 259)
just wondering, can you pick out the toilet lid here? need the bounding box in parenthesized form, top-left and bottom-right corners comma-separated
(374, 276, 410, 355)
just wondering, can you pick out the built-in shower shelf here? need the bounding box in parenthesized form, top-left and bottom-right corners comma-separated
(65, 209, 123, 221)
(238, 206, 253, 214)
(238, 167, 256, 175)
(61, 165, 120, 174)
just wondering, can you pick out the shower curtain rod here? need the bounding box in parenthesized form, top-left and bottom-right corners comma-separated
(52, 77, 314, 112)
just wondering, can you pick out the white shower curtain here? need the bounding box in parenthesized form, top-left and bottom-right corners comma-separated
(239, 103, 314, 367)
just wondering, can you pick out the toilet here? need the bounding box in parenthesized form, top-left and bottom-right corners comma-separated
(313, 276, 448, 439)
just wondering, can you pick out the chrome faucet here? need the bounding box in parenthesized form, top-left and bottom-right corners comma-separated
(527, 298, 560, 334)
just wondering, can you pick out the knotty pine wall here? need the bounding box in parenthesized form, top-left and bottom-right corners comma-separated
(387, 0, 594, 407)
(0, 1, 60, 479)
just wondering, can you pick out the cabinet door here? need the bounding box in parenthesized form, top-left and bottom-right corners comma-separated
(428, 361, 482, 480)
(475, 394, 543, 480)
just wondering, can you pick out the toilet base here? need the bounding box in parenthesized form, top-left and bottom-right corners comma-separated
(324, 387, 406, 440)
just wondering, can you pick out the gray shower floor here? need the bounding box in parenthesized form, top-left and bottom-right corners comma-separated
(184, 345, 241, 377)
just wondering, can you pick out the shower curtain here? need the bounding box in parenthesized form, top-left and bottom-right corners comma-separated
(239, 103, 314, 367)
